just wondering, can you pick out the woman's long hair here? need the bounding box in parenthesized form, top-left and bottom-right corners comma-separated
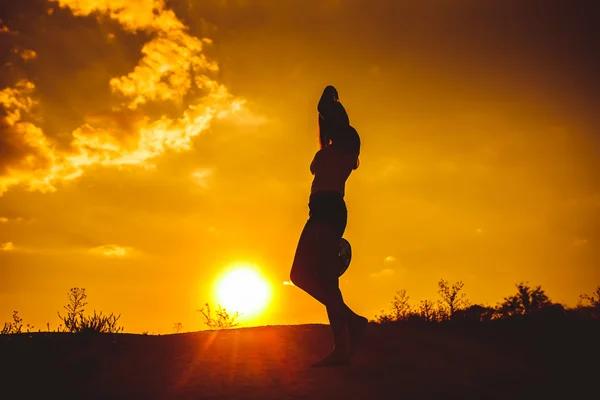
(316, 85, 360, 169)
(319, 122, 361, 170)
(318, 101, 349, 149)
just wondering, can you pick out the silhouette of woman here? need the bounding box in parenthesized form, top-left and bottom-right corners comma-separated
(290, 85, 368, 367)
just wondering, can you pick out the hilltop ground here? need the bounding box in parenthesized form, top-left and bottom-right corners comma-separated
(1, 321, 598, 399)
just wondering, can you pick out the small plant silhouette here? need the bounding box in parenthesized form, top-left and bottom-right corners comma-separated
(58, 287, 87, 332)
(173, 322, 183, 333)
(78, 310, 123, 334)
(1, 311, 23, 335)
(197, 303, 240, 330)
(579, 286, 600, 319)
(375, 289, 412, 323)
(57, 287, 124, 334)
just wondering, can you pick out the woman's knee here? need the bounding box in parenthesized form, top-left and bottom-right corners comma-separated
(290, 261, 308, 288)
(290, 266, 315, 293)
(289, 268, 301, 287)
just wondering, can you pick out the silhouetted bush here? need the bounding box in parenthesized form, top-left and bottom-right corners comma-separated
(417, 299, 442, 322)
(374, 280, 600, 325)
(1, 311, 23, 335)
(579, 286, 600, 319)
(374, 289, 412, 323)
(197, 303, 240, 330)
(535, 303, 568, 320)
(497, 282, 553, 318)
(57, 287, 124, 334)
(374, 280, 470, 324)
(438, 279, 469, 320)
(78, 310, 124, 334)
(453, 304, 496, 323)
(57, 287, 87, 332)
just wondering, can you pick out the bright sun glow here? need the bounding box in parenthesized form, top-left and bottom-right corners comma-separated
(214, 263, 272, 318)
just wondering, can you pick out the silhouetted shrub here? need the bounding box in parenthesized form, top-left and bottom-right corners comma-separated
(57, 287, 123, 334)
(374, 280, 473, 324)
(1, 311, 23, 335)
(497, 282, 553, 318)
(57, 287, 87, 332)
(197, 303, 240, 330)
(535, 303, 568, 321)
(417, 299, 441, 322)
(437, 279, 469, 320)
(453, 304, 496, 323)
(374, 289, 412, 323)
(373, 280, 600, 325)
(78, 310, 124, 334)
(579, 286, 600, 319)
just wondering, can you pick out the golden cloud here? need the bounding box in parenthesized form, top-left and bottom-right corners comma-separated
(89, 244, 133, 258)
(0, 216, 28, 224)
(0, 19, 16, 35)
(53, 0, 170, 33)
(0, 80, 58, 194)
(11, 48, 37, 62)
(0, 0, 259, 196)
(369, 268, 395, 279)
(191, 168, 214, 188)
(21, 49, 37, 61)
(0, 242, 15, 251)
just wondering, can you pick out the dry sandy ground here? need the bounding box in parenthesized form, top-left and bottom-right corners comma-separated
(1, 322, 598, 399)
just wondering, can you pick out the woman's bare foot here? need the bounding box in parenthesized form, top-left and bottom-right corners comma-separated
(348, 315, 368, 358)
(311, 349, 351, 367)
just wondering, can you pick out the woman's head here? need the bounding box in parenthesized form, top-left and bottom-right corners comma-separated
(318, 101, 350, 148)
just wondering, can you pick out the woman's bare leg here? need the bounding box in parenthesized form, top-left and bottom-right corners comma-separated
(320, 288, 368, 365)
(348, 315, 368, 359)
(310, 303, 350, 367)
(290, 220, 368, 366)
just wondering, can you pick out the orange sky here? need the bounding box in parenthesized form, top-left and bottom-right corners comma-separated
(1, 0, 599, 334)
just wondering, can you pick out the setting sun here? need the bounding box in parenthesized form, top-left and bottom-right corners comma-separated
(214, 263, 272, 319)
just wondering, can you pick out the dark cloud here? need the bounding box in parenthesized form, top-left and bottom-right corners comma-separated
(172, 0, 598, 125)
(1, 0, 146, 138)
